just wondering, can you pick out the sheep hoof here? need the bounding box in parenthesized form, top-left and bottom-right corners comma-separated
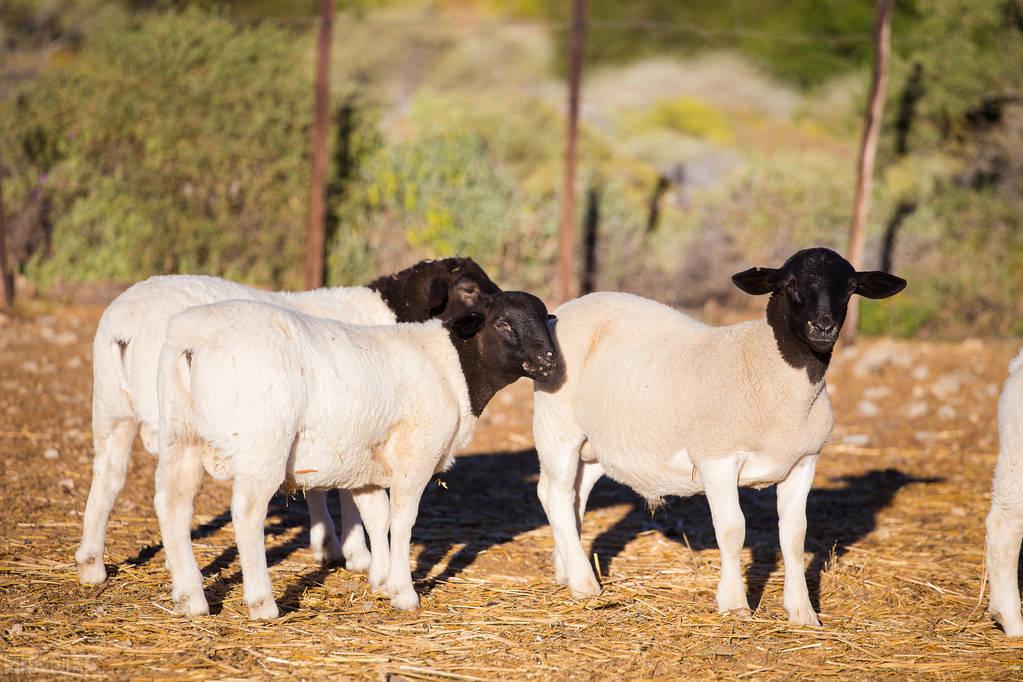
(312, 537, 343, 565)
(991, 609, 1023, 637)
(77, 557, 108, 585)
(173, 592, 210, 617)
(785, 605, 821, 627)
(722, 607, 753, 620)
(248, 599, 280, 620)
(567, 575, 601, 599)
(343, 546, 372, 574)
(389, 587, 420, 611)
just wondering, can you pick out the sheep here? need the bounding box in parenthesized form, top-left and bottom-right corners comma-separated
(986, 350, 1023, 637)
(533, 248, 905, 626)
(76, 258, 499, 585)
(154, 291, 557, 618)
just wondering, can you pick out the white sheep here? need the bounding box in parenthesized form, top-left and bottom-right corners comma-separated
(533, 248, 904, 625)
(76, 258, 498, 585)
(155, 292, 556, 618)
(986, 349, 1023, 636)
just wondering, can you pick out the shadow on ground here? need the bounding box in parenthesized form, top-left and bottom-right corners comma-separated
(114, 449, 941, 613)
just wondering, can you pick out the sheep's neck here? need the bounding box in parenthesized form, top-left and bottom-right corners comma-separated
(449, 334, 517, 417)
(367, 266, 439, 322)
(765, 293, 830, 386)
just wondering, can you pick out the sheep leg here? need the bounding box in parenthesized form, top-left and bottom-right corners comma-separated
(306, 490, 343, 565)
(776, 454, 820, 626)
(701, 455, 751, 617)
(232, 474, 284, 620)
(544, 460, 604, 585)
(385, 468, 433, 611)
(540, 447, 601, 599)
(339, 489, 372, 573)
(77, 418, 139, 585)
(987, 499, 1023, 637)
(154, 444, 208, 617)
(575, 460, 604, 532)
(352, 486, 390, 592)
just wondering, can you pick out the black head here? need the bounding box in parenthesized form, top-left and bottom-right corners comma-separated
(446, 291, 558, 415)
(367, 257, 501, 323)
(447, 291, 558, 382)
(731, 248, 906, 355)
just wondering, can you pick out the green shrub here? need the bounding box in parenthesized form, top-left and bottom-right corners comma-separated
(3, 9, 314, 289)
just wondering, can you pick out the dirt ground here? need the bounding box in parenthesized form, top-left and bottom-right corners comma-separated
(2, 303, 1023, 680)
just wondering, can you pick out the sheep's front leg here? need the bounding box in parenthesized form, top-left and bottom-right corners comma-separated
(233, 475, 283, 620)
(307, 490, 343, 565)
(986, 500, 1023, 636)
(701, 455, 750, 617)
(77, 418, 139, 585)
(384, 467, 433, 611)
(339, 490, 372, 572)
(352, 486, 390, 591)
(776, 454, 820, 626)
(540, 453, 600, 598)
(540, 461, 604, 586)
(154, 445, 208, 617)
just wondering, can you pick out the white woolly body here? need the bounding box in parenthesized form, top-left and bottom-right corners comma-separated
(533, 291, 831, 626)
(159, 301, 476, 490)
(536, 292, 834, 500)
(94, 275, 395, 440)
(155, 300, 477, 616)
(76, 274, 394, 584)
(986, 348, 1023, 636)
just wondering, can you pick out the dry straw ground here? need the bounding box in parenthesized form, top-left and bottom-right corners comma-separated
(3, 305, 1023, 679)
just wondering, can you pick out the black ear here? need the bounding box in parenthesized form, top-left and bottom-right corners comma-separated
(853, 271, 906, 299)
(426, 277, 449, 316)
(731, 267, 781, 295)
(448, 311, 486, 339)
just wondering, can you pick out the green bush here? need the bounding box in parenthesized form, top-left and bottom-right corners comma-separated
(2, 9, 314, 289)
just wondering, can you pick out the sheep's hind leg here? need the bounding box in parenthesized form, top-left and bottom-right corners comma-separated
(987, 499, 1023, 636)
(352, 486, 390, 592)
(154, 444, 208, 617)
(339, 489, 372, 572)
(701, 455, 751, 617)
(307, 490, 343, 565)
(77, 418, 139, 585)
(233, 472, 286, 620)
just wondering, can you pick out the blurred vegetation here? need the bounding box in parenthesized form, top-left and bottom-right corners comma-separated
(1, 0, 1021, 338)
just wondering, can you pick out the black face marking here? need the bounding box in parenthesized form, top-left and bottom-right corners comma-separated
(732, 248, 906, 375)
(445, 291, 558, 416)
(367, 257, 501, 323)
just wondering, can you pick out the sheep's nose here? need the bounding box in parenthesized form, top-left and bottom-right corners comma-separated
(808, 320, 837, 338)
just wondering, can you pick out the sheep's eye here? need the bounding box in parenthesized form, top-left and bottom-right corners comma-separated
(785, 283, 802, 304)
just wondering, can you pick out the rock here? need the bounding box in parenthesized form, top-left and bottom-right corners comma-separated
(911, 365, 929, 381)
(857, 400, 881, 417)
(863, 386, 892, 400)
(931, 374, 963, 400)
(842, 433, 871, 446)
(938, 404, 957, 419)
(43, 448, 59, 460)
(906, 401, 928, 419)
(58, 478, 75, 493)
(853, 342, 914, 377)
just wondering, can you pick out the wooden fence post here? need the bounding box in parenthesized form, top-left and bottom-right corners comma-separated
(843, 0, 894, 344)
(558, 0, 587, 303)
(0, 172, 13, 309)
(304, 0, 334, 290)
